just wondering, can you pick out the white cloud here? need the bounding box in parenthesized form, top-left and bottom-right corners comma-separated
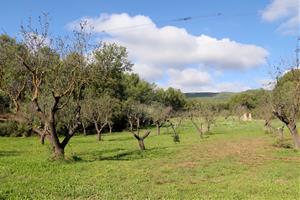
(69, 13, 269, 92)
(132, 63, 165, 82)
(262, 0, 298, 21)
(277, 15, 299, 35)
(69, 13, 268, 71)
(262, 0, 299, 35)
(166, 79, 251, 93)
(214, 82, 251, 92)
(168, 68, 212, 87)
(165, 68, 250, 92)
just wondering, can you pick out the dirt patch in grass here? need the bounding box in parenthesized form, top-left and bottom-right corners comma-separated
(175, 161, 198, 168)
(168, 136, 300, 169)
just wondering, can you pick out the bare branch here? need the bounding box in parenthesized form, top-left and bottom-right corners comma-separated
(142, 131, 151, 140)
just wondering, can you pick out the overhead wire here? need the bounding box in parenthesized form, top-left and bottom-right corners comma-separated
(100, 12, 222, 33)
(99, 11, 259, 34)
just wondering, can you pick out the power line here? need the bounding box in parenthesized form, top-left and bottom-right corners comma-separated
(100, 11, 258, 33)
(100, 13, 222, 33)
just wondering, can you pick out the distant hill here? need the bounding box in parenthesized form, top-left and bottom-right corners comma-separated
(185, 92, 219, 98)
(184, 92, 235, 101)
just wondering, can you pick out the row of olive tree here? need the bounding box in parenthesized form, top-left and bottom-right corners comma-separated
(228, 69, 300, 149)
(0, 18, 187, 158)
(185, 101, 219, 138)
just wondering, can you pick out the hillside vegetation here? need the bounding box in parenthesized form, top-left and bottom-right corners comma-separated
(185, 92, 235, 101)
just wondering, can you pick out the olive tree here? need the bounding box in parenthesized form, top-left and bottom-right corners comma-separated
(186, 100, 204, 138)
(188, 109, 205, 138)
(125, 100, 151, 150)
(0, 17, 93, 159)
(148, 102, 172, 135)
(166, 111, 183, 143)
(187, 101, 217, 137)
(81, 94, 119, 141)
(253, 91, 277, 134)
(0, 34, 53, 143)
(201, 103, 218, 132)
(272, 68, 300, 149)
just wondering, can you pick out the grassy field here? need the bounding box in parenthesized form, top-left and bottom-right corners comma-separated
(0, 119, 299, 200)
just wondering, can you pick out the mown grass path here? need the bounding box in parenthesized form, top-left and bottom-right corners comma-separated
(0, 120, 299, 199)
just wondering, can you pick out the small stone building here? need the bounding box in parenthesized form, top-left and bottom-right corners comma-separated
(242, 112, 252, 121)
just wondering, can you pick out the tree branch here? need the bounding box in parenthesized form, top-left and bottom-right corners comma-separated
(60, 105, 81, 148)
(273, 109, 290, 125)
(142, 130, 151, 140)
(131, 131, 140, 140)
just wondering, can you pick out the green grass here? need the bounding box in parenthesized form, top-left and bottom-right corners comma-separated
(0, 119, 299, 199)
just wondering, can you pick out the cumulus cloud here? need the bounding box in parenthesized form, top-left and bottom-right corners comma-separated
(132, 63, 165, 82)
(166, 77, 251, 92)
(213, 82, 251, 92)
(164, 68, 250, 92)
(262, 0, 299, 35)
(167, 68, 212, 87)
(69, 13, 269, 91)
(69, 13, 268, 70)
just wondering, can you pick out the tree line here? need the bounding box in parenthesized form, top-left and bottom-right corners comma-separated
(0, 19, 186, 159)
(0, 17, 299, 160)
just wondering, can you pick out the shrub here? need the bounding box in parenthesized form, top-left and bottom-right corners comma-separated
(0, 121, 31, 137)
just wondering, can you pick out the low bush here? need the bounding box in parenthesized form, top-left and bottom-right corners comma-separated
(0, 122, 31, 137)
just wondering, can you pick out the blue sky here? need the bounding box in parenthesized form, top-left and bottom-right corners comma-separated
(1, 0, 299, 92)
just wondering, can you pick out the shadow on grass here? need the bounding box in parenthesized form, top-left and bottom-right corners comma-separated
(73, 146, 172, 162)
(105, 136, 133, 142)
(75, 148, 126, 157)
(204, 130, 224, 136)
(0, 150, 22, 157)
(99, 149, 145, 161)
(99, 146, 170, 161)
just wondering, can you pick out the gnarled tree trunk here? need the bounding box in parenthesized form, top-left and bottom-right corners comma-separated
(46, 103, 81, 159)
(94, 122, 107, 141)
(108, 122, 112, 134)
(97, 129, 101, 141)
(278, 126, 284, 144)
(287, 123, 300, 149)
(264, 119, 273, 133)
(82, 122, 87, 136)
(40, 133, 47, 145)
(190, 118, 204, 138)
(169, 120, 180, 143)
(274, 110, 300, 149)
(133, 131, 151, 150)
(156, 123, 161, 135)
(94, 122, 102, 141)
(47, 116, 65, 159)
(53, 143, 65, 159)
(138, 139, 146, 150)
(207, 123, 211, 132)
